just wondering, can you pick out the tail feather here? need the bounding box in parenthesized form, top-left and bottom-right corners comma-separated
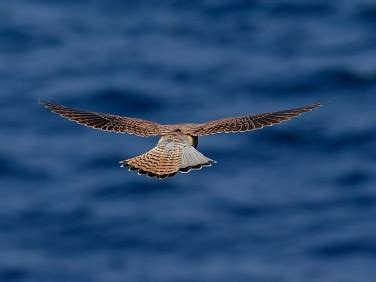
(120, 146, 181, 179)
(179, 146, 215, 173)
(120, 138, 215, 178)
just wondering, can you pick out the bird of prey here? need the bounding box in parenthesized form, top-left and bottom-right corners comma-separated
(40, 101, 321, 179)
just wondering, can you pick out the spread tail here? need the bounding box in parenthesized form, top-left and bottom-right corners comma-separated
(120, 140, 215, 179)
(179, 146, 215, 173)
(120, 145, 181, 179)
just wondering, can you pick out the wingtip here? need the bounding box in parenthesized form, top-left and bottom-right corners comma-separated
(38, 99, 54, 108)
(306, 102, 322, 111)
(313, 102, 322, 107)
(38, 99, 46, 106)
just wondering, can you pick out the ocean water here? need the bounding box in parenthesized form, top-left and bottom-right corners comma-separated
(1, 0, 375, 281)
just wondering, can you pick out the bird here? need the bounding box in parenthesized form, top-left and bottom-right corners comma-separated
(40, 101, 321, 179)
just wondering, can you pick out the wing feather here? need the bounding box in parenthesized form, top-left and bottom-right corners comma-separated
(40, 101, 161, 137)
(192, 103, 321, 136)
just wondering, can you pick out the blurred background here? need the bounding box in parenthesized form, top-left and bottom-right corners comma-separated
(0, 0, 375, 281)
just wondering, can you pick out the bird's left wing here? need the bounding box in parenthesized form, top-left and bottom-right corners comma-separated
(40, 101, 161, 137)
(191, 103, 321, 136)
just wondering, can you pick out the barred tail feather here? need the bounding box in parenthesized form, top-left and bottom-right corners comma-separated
(179, 146, 215, 173)
(120, 146, 181, 179)
(120, 143, 215, 178)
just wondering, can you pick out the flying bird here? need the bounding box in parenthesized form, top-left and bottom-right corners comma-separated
(40, 101, 321, 179)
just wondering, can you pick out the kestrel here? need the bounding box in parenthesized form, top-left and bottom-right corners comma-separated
(40, 101, 321, 179)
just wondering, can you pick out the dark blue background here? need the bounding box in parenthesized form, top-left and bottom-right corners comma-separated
(1, 1, 375, 281)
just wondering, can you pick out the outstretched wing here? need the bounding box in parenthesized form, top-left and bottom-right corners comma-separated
(40, 101, 161, 137)
(192, 103, 321, 136)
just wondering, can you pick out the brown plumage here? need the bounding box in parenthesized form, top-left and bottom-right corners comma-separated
(40, 101, 321, 179)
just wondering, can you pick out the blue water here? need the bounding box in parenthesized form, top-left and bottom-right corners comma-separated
(1, 1, 375, 281)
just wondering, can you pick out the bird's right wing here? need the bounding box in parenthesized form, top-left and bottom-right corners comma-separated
(191, 103, 321, 136)
(40, 101, 161, 137)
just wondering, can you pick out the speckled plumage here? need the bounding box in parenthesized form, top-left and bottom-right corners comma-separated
(40, 101, 321, 178)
